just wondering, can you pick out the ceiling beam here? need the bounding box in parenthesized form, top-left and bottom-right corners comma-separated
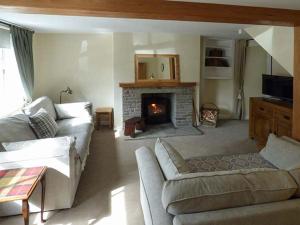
(0, 0, 299, 26)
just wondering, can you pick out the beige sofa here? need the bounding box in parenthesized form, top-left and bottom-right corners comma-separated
(0, 96, 94, 216)
(136, 135, 300, 225)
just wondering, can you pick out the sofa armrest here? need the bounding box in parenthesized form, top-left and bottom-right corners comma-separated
(135, 147, 173, 225)
(54, 102, 92, 120)
(0, 136, 76, 164)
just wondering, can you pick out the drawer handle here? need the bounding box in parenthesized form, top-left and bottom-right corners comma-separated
(259, 107, 265, 111)
(283, 115, 290, 120)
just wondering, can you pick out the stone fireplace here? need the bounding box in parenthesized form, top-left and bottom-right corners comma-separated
(122, 86, 194, 127)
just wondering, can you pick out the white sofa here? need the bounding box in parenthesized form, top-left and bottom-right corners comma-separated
(0, 96, 94, 216)
(136, 136, 300, 225)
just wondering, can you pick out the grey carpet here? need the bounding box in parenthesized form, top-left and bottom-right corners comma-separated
(123, 123, 203, 140)
(0, 120, 257, 225)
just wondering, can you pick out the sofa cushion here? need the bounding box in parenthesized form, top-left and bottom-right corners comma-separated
(56, 117, 93, 160)
(155, 138, 189, 180)
(260, 134, 300, 170)
(23, 96, 57, 120)
(261, 135, 300, 197)
(54, 102, 92, 120)
(162, 168, 297, 215)
(29, 108, 58, 139)
(0, 113, 36, 151)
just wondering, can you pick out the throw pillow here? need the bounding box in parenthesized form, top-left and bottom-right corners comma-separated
(155, 138, 189, 179)
(29, 108, 58, 139)
(54, 102, 91, 119)
(260, 134, 300, 170)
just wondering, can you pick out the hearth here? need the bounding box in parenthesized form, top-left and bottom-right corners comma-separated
(142, 93, 171, 124)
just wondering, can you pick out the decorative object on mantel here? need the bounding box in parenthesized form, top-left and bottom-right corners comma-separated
(200, 103, 219, 128)
(59, 86, 72, 103)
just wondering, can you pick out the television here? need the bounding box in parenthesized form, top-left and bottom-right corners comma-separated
(262, 74, 293, 102)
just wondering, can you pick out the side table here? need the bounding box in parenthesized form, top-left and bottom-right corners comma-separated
(0, 167, 47, 225)
(95, 107, 114, 129)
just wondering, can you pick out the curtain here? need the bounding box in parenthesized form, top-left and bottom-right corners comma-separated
(0, 27, 11, 48)
(235, 40, 247, 120)
(10, 26, 34, 101)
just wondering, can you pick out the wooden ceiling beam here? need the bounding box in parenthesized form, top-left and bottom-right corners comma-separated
(0, 0, 300, 26)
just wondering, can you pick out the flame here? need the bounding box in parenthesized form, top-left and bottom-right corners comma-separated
(150, 103, 163, 114)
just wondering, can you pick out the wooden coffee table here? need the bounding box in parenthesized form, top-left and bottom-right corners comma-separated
(0, 167, 47, 225)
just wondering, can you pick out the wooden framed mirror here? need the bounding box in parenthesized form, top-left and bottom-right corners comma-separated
(135, 54, 180, 82)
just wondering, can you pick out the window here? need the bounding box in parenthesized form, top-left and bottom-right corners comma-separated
(0, 28, 26, 117)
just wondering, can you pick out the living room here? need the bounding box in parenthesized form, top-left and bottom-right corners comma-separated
(0, 1, 299, 225)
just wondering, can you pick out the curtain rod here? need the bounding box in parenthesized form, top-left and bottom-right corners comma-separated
(0, 19, 34, 32)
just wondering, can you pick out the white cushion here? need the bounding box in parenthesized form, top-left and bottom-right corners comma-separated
(262, 135, 300, 197)
(260, 134, 300, 170)
(0, 113, 36, 151)
(154, 138, 189, 179)
(54, 102, 92, 120)
(23, 96, 57, 120)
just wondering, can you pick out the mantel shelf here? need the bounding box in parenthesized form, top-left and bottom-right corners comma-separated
(119, 82, 197, 88)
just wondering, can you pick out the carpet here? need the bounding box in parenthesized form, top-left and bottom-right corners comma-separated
(123, 123, 204, 140)
(0, 120, 256, 225)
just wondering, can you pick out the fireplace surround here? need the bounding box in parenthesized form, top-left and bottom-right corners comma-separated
(122, 87, 194, 127)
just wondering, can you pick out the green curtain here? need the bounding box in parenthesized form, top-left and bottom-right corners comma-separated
(10, 26, 34, 100)
(235, 40, 247, 120)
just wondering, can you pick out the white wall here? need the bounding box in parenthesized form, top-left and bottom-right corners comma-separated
(244, 45, 268, 119)
(201, 79, 235, 119)
(113, 33, 201, 128)
(33, 32, 201, 128)
(33, 33, 114, 109)
(245, 25, 294, 76)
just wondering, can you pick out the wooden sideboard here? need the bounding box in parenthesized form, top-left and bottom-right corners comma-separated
(249, 97, 293, 149)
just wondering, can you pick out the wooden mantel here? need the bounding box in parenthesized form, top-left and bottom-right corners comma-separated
(119, 82, 197, 88)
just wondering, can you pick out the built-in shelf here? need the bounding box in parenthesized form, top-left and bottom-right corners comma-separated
(119, 81, 197, 88)
(203, 38, 235, 80)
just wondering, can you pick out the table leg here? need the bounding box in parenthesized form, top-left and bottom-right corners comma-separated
(22, 200, 29, 225)
(96, 113, 100, 130)
(108, 112, 112, 129)
(41, 175, 46, 223)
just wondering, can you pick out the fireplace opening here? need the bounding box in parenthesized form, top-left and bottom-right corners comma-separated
(142, 94, 171, 124)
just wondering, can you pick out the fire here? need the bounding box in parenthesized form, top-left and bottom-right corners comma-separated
(150, 103, 162, 114)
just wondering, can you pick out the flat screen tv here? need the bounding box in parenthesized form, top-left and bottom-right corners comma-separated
(262, 74, 293, 102)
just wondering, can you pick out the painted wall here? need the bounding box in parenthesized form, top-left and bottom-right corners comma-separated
(201, 79, 235, 119)
(245, 25, 294, 76)
(33, 33, 114, 109)
(243, 45, 268, 119)
(113, 33, 201, 128)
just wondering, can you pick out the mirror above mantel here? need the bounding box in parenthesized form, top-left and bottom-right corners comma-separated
(135, 54, 180, 82)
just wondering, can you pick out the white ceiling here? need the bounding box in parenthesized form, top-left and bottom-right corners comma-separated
(173, 0, 300, 10)
(0, 12, 250, 38)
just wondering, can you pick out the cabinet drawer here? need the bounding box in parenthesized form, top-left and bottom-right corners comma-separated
(253, 102, 273, 117)
(275, 110, 292, 124)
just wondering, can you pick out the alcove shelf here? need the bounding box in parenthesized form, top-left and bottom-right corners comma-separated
(203, 38, 235, 80)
